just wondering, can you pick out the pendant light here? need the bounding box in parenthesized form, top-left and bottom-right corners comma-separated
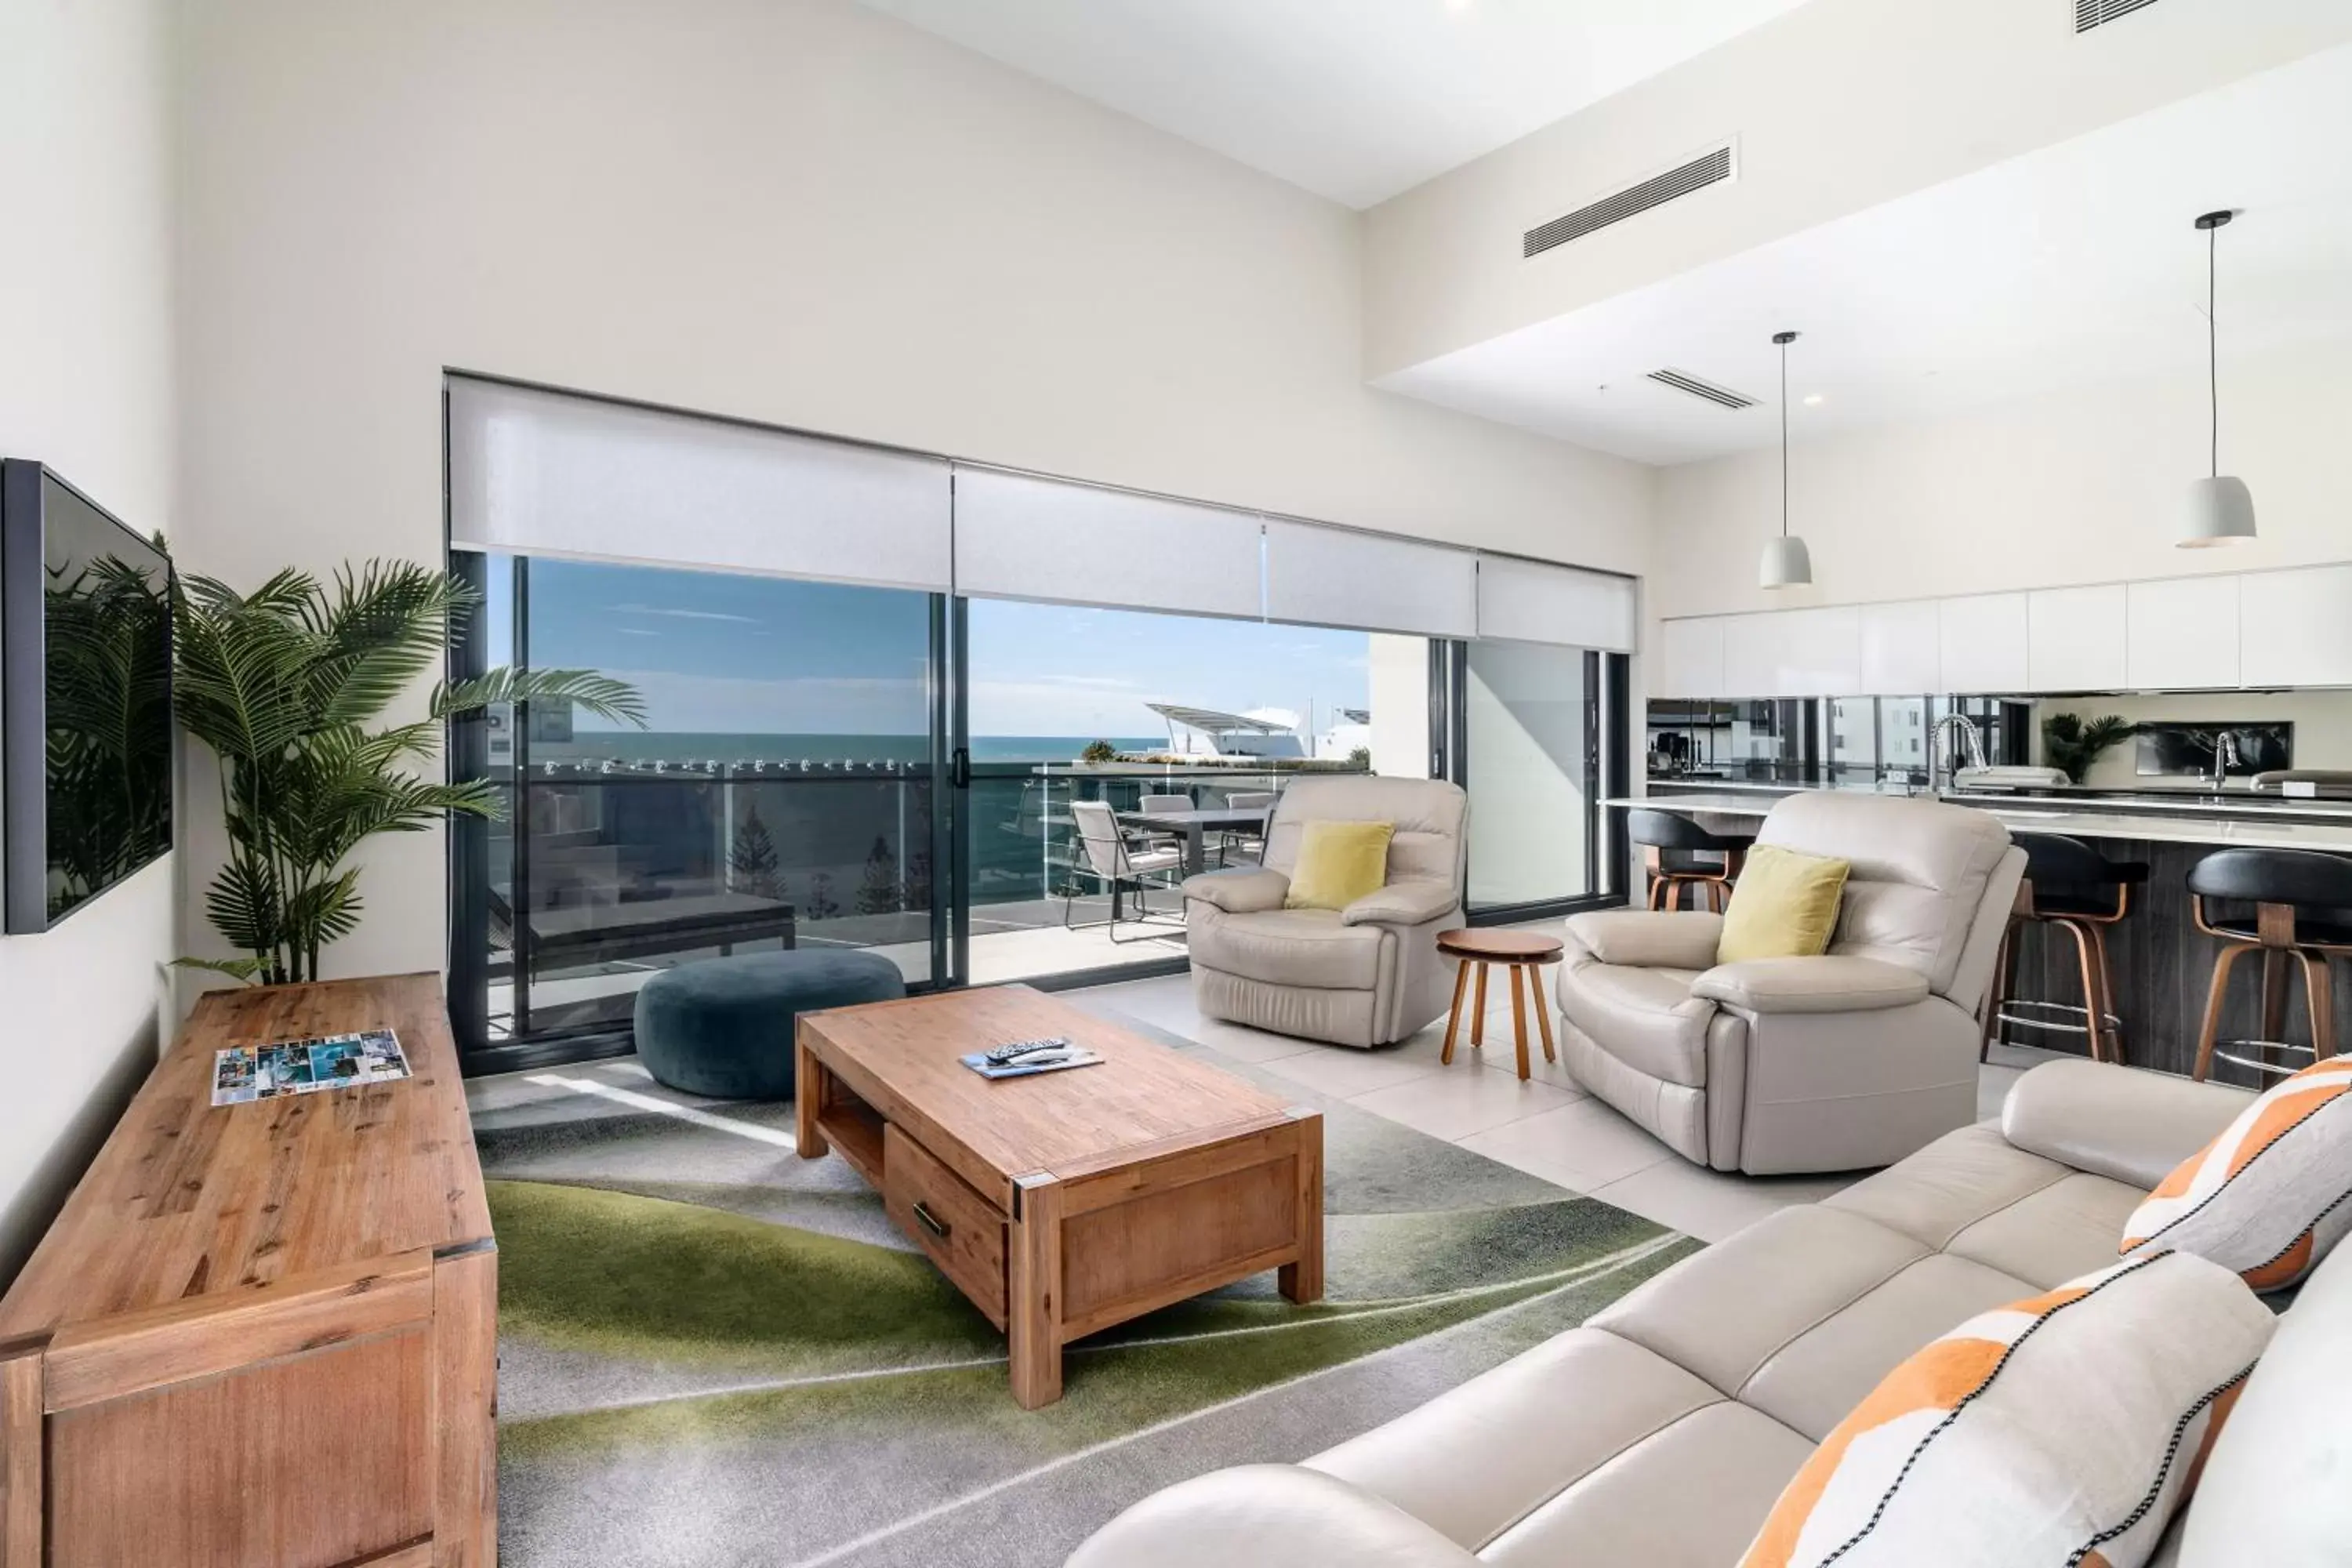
(2181, 209, 2256, 547)
(1759, 329, 1813, 587)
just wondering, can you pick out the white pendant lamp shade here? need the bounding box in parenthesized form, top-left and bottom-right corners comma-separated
(1759, 534, 1813, 587)
(2182, 209, 2256, 548)
(1760, 329, 1813, 588)
(2183, 475, 2256, 547)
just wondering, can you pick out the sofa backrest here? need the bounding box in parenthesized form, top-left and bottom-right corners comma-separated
(1264, 776, 1467, 894)
(1756, 793, 2019, 1000)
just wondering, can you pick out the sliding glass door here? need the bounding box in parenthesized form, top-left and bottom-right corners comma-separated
(1455, 642, 1627, 920)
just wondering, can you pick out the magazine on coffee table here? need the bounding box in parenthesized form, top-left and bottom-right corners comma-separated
(211, 1029, 411, 1107)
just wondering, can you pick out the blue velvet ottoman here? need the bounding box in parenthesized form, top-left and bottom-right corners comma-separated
(633, 949, 906, 1100)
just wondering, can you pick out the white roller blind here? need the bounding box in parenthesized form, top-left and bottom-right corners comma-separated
(446, 377, 953, 590)
(1475, 556, 1637, 652)
(1262, 519, 1477, 638)
(951, 466, 1265, 619)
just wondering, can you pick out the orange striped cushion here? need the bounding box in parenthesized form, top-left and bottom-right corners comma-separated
(2122, 1056, 2352, 1290)
(1740, 1251, 2273, 1568)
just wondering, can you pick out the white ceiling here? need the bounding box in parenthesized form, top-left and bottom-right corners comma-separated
(1378, 42, 2352, 466)
(856, 0, 1818, 209)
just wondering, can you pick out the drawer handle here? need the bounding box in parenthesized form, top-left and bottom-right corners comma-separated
(912, 1200, 951, 1240)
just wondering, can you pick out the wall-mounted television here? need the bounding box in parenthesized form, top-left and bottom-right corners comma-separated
(2, 461, 173, 932)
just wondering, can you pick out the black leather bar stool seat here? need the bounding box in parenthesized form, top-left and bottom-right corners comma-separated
(1982, 833, 2147, 1065)
(1627, 808, 1755, 913)
(2188, 848, 2352, 1083)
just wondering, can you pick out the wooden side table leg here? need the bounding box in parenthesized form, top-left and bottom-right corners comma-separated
(1471, 963, 1488, 1047)
(433, 1244, 499, 1568)
(1509, 964, 1530, 1080)
(1278, 1114, 1324, 1305)
(1533, 964, 1557, 1064)
(1440, 958, 1471, 1065)
(1008, 1178, 1065, 1409)
(794, 1036, 826, 1159)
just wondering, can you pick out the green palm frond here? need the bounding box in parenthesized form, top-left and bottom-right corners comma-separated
(175, 558, 643, 984)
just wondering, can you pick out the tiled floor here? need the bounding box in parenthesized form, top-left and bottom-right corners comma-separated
(1073, 967, 2068, 1244)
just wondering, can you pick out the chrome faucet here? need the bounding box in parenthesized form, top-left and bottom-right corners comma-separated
(1930, 713, 1987, 793)
(2209, 730, 2241, 791)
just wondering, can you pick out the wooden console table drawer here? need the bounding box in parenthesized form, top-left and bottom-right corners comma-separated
(883, 1125, 1008, 1328)
(0, 975, 496, 1568)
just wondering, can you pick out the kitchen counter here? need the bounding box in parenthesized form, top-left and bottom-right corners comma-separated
(1624, 792, 2352, 849)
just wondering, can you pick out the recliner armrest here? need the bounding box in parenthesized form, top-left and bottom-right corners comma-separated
(1184, 869, 1290, 913)
(1067, 1465, 1481, 1568)
(2001, 1058, 2255, 1190)
(1566, 909, 1723, 969)
(1341, 879, 1457, 927)
(1691, 955, 1931, 1014)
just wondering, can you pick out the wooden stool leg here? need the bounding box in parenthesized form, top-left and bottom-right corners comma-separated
(1533, 964, 1557, 1063)
(2059, 920, 2103, 1063)
(2091, 924, 2122, 1063)
(2303, 952, 2338, 1062)
(2194, 943, 2251, 1083)
(1471, 963, 1488, 1047)
(1440, 957, 1471, 1066)
(1509, 964, 1530, 1081)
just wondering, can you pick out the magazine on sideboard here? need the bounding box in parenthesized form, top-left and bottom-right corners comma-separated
(211, 1028, 412, 1107)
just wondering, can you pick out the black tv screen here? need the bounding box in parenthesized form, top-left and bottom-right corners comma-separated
(2, 461, 172, 932)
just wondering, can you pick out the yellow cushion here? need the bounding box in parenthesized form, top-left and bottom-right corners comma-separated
(1716, 844, 1849, 964)
(1285, 821, 1395, 912)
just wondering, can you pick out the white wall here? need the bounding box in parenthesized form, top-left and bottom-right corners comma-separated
(1363, 0, 2352, 378)
(0, 0, 179, 1283)
(1367, 633, 1432, 779)
(172, 0, 1652, 983)
(1649, 341, 2352, 622)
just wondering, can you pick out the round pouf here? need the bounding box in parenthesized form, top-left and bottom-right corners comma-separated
(633, 950, 906, 1100)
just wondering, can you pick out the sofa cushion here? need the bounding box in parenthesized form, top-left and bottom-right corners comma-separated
(1189, 906, 1385, 989)
(1738, 1251, 2273, 1568)
(2123, 1054, 2352, 1291)
(1718, 845, 1849, 964)
(1558, 962, 1714, 1087)
(1286, 819, 1396, 911)
(1306, 1328, 1725, 1553)
(1481, 1400, 1813, 1568)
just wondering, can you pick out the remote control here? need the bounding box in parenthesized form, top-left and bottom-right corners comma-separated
(984, 1036, 1071, 1065)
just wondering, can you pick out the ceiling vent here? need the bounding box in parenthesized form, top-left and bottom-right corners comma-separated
(1523, 143, 1735, 260)
(1645, 368, 1758, 411)
(2076, 0, 2161, 31)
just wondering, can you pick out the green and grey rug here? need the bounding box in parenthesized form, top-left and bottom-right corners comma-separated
(473, 1002, 1698, 1568)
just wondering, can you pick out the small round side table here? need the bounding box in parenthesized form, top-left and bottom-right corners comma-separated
(1436, 929, 1566, 1082)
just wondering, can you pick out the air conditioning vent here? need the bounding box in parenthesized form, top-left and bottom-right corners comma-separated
(2077, 0, 2161, 31)
(1523, 143, 1734, 260)
(1645, 368, 1758, 411)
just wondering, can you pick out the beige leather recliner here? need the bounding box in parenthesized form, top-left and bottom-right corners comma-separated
(1559, 793, 2025, 1175)
(1068, 1059, 2350, 1566)
(1183, 776, 1467, 1049)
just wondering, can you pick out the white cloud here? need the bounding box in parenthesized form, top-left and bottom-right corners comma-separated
(607, 602, 762, 624)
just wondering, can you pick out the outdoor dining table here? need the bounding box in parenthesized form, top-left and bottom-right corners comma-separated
(1114, 806, 1269, 877)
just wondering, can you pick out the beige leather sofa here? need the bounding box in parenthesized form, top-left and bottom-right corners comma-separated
(1559, 793, 2025, 1174)
(1183, 776, 1466, 1049)
(1069, 1060, 2347, 1566)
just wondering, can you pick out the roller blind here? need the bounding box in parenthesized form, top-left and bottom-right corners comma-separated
(1475, 555, 1637, 652)
(445, 377, 953, 590)
(950, 466, 1265, 619)
(1262, 519, 1478, 638)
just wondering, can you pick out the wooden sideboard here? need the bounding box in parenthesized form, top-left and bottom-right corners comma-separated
(0, 974, 495, 1568)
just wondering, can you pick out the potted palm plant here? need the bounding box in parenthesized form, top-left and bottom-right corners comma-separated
(174, 561, 642, 985)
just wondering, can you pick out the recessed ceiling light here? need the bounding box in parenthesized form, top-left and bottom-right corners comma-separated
(1803, 394, 1825, 406)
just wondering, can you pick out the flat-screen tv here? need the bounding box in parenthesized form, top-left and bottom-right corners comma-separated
(2, 460, 172, 932)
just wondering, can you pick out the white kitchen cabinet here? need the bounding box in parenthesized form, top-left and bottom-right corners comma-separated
(1776, 606, 1863, 695)
(2027, 584, 2128, 692)
(1860, 601, 1941, 694)
(1936, 593, 2030, 693)
(2240, 565, 2352, 688)
(1654, 617, 1726, 699)
(1719, 614, 1781, 698)
(2126, 575, 2240, 690)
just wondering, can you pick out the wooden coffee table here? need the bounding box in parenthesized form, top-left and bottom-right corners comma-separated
(1438, 928, 1566, 1082)
(794, 985, 1323, 1407)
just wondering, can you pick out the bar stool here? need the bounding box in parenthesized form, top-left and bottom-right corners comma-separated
(2188, 848, 2352, 1083)
(1627, 808, 1755, 913)
(1980, 833, 2147, 1064)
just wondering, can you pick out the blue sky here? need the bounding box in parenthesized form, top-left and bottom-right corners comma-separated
(489, 557, 1371, 739)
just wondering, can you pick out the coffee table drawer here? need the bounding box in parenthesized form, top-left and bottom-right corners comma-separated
(884, 1124, 1008, 1328)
